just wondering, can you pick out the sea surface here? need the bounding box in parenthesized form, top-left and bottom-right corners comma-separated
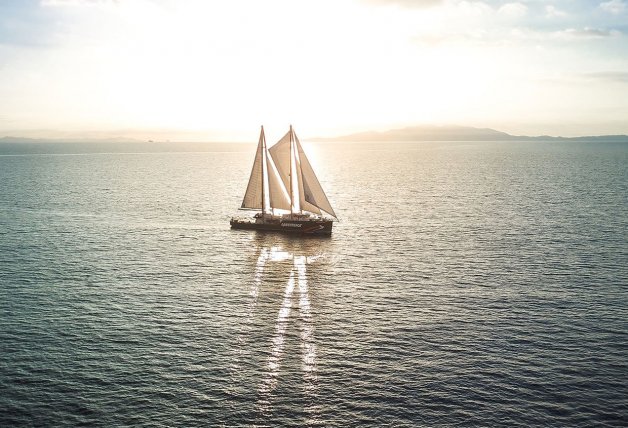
(1, 140, 626, 427)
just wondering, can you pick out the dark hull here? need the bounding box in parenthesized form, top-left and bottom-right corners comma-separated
(230, 218, 333, 235)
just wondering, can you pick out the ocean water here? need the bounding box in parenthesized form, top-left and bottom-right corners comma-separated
(0, 140, 626, 427)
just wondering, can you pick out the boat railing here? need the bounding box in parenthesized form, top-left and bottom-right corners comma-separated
(230, 216, 255, 223)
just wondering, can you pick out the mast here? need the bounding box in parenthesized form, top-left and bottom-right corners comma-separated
(261, 126, 267, 215)
(289, 124, 294, 215)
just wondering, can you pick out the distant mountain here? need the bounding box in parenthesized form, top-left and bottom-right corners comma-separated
(3, 127, 627, 144)
(312, 126, 628, 142)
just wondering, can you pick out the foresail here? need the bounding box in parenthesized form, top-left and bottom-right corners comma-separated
(268, 130, 291, 193)
(266, 152, 291, 211)
(240, 132, 264, 209)
(295, 136, 337, 218)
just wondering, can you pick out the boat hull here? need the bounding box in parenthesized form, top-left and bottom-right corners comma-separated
(230, 218, 333, 235)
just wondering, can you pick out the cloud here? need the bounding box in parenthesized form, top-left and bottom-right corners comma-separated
(41, 0, 118, 6)
(600, 0, 626, 15)
(0, 2, 56, 47)
(455, 1, 493, 17)
(364, 0, 442, 8)
(583, 71, 628, 82)
(545, 5, 566, 18)
(498, 2, 527, 19)
(502, 26, 622, 44)
(407, 0, 624, 48)
(553, 27, 621, 40)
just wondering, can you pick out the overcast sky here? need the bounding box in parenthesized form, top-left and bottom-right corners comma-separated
(1, 0, 627, 140)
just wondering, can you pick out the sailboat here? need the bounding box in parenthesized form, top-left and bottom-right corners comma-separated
(230, 126, 337, 235)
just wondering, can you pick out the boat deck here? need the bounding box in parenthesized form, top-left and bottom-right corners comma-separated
(230, 216, 333, 235)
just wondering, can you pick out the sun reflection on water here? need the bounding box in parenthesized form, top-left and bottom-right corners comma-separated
(251, 247, 269, 302)
(295, 256, 318, 386)
(246, 237, 330, 419)
(260, 269, 295, 394)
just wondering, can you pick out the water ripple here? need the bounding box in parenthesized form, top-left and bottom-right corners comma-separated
(0, 141, 627, 426)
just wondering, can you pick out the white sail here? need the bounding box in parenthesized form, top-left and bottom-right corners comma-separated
(268, 127, 336, 218)
(232, 126, 336, 235)
(294, 143, 322, 215)
(266, 151, 291, 211)
(241, 129, 265, 210)
(295, 135, 337, 218)
(268, 130, 292, 196)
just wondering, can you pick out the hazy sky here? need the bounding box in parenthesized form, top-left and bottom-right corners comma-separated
(1, 0, 627, 140)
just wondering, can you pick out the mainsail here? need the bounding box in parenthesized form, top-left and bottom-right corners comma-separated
(242, 125, 336, 218)
(240, 128, 265, 210)
(241, 126, 292, 212)
(268, 129, 297, 211)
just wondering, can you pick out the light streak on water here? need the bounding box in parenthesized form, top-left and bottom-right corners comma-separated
(257, 268, 295, 412)
(257, 250, 321, 416)
(295, 256, 317, 384)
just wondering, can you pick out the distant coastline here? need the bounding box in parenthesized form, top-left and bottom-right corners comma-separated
(311, 126, 628, 142)
(0, 136, 142, 144)
(0, 136, 250, 155)
(2, 126, 628, 145)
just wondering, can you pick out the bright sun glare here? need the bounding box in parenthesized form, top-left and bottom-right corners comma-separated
(1, 0, 627, 139)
